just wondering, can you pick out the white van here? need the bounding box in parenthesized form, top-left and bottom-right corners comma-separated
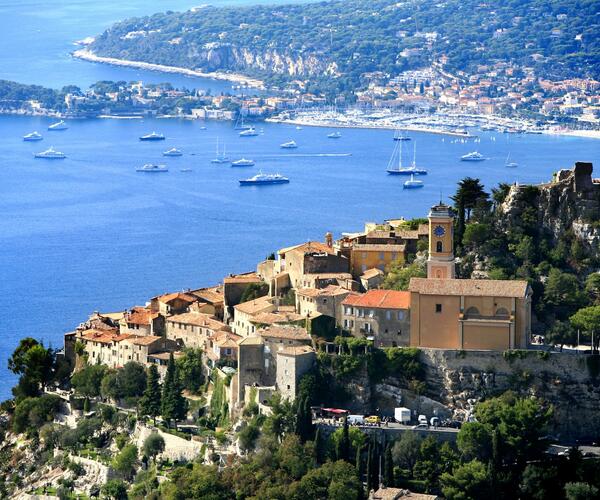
(348, 415, 365, 425)
(418, 414, 428, 426)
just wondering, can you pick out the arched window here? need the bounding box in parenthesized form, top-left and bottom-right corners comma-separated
(495, 307, 509, 318)
(436, 241, 443, 252)
(464, 306, 480, 318)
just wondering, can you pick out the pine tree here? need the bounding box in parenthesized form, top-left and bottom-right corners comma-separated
(383, 443, 394, 487)
(161, 353, 188, 427)
(139, 364, 161, 424)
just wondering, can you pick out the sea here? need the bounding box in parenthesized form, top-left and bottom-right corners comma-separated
(0, 0, 599, 400)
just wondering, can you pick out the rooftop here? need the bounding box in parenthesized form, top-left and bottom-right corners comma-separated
(343, 289, 411, 309)
(167, 312, 229, 331)
(125, 307, 159, 326)
(258, 325, 312, 341)
(297, 284, 352, 298)
(361, 268, 385, 279)
(279, 241, 337, 257)
(189, 286, 224, 304)
(223, 272, 263, 284)
(278, 345, 315, 356)
(80, 329, 131, 344)
(234, 296, 273, 315)
(352, 243, 406, 252)
(250, 311, 305, 325)
(409, 278, 530, 297)
(126, 335, 164, 346)
(157, 292, 197, 304)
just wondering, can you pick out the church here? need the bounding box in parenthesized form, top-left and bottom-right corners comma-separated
(409, 203, 532, 350)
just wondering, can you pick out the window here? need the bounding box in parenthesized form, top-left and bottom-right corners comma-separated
(386, 311, 391, 320)
(465, 306, 480, 318)
(369, 309, 375, 318)
(397, 311, 404, 320)
(344, 319, 349, 328)
(436, 241, 443, 252)
(435, 304, 442, 313)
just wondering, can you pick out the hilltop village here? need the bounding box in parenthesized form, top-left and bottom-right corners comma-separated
(3, 162, 600, 499)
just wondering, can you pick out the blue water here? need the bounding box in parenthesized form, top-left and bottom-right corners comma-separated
(0, 1, 599, 400)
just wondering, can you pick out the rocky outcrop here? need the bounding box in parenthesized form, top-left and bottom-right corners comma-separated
(500, 162, 600, 253)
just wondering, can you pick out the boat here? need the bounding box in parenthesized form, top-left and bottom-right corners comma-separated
(48, 120, 68, 131)
(239, 172, 290, 185)
(23, 131, 43, 141)
(505, 153, 518, 168)
(239, 127, 259, 137)
(295, 126, 303, 130)
(180, 168, 193, 172)
(211, 137, 229, 164)
(393, 130, 411, 141)
(387, 141, 428, 175)
(460, 151, 486, 161)
(139, 132, 165, 141)
(34, 146, 66, 159)
(163, 148, 183, 157)
(280, 140, 298, 149)
(231, 158, 255, 167)
(234, 114, 251, 131)
(403, 174, 424, 189)
(327, 131, 342, 139)
(136, 163, 168, 172)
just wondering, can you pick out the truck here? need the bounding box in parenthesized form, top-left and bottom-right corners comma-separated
(394, 407, 411, 424)
(347, 415, 364, 425)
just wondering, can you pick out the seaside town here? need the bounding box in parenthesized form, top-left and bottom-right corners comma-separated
(4, 53, 600, 138)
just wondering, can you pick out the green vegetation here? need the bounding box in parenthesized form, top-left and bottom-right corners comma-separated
(90, 0, 600, 96)
(176, 348, 205, 394)
(383, 260, 427, 291)
(161, 353, 188, 427)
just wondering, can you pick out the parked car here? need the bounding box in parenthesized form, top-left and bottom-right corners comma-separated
(348, 415, 365, 425)
(418, 415, 428, 425)
(430, 417, 440, 427)
(365, 415, 381, 425)
(412, 423, 429, 429)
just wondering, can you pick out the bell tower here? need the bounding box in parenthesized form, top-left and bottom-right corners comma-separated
(427, 203, 455, 279)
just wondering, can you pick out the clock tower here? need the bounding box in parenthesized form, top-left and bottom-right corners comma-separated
(427, 203, 455, 279)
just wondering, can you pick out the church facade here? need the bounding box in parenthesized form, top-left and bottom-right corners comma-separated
(409, 203, 532, 350)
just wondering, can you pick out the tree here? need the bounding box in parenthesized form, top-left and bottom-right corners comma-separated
(383, 443, 394, 487)
(441, 459, 491, 500)
(338, 416, 350, 462)
(112, 443, 138, 479)
(570, 306, 600, 352)
(177, 348, 205, 394)
(8, 338, 54, 397)
(12, 395, 62, 435)
(544, 269, 587, 321)
(143, 433, 165, 462)
(585, 273, 600, 305)
(139, 364, 161, 423)
(329, 425, 365, 463)
(295, 395, 313, 443)
(161, 353, 188, 427)
(452, 178, 489, 246)
(101, 479, 128, 500)
(71, 363, 107, 398)
(383, 261, 426, 291)
(565, 482, 599, 500)
(545, 320, 577, 351)
(462, 223, 491, 249)
(392, 431, 421, 477)
(263, 393, 295, 441)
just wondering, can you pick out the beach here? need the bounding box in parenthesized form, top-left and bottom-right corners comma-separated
(72, 49, 265, 89)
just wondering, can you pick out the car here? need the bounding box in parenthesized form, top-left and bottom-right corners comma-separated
(348, 415, 365, 425)
(418, 414, 428, 425)
(365, 415, 381, 425)
(412, 423, 429, 429)
(430, 417, 440, 427)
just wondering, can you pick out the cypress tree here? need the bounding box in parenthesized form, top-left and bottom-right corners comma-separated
(340, 416, 350, 462)
(383, 443, 394, 487)
(139, 364, 161, 424)
(366, 442, 374, 493)
(161, 353, 187, 427)
(356, 444, 363, 476)
(314, 427, 323, 463)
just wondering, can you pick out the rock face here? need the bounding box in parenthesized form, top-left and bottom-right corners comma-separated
(418, 349, 600, 442)
(500, 162, 600, 254)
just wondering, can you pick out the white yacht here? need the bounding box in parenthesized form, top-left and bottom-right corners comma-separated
(136, 163, 168, 172)
(460, 151, 486, 161)
(211, 137, 229, 164)
(393, 130, 411, 141)
(327, 131, 342, 139)
(403, 174, 424, 189)
(505, 153, 518, 168)
(387, 140, 427, 175)
(163, 148, 183, 157)
(231, 158, 255, 167)
(48, 120, 68, 131)
(280, 140, 298, 149)
(34, 146, 66, 159)
(239, 172, 290, 185)
(139, 132, 165, 141)
(23, 131, 43, 141)
(239, 127, 259, 137)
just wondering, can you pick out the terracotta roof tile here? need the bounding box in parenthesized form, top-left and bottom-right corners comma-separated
(297, 285, 352, 298)
(280, 241, 336, 256)
(408, 278, 530, 298)
(234, 296, 273, 315)
(342, 289, 410, 309)
(353, 243, 406, 252)
(258, 325, 311, 341)
(126, 307, 159, 325)
(167, 312, 230, 331)
(126, 335, 163, 346)
(361, 268, 385, 279)
(250, 311, 305, 325)
(223, 272, 263, 284)
(278, 345, 315, 356)
(158, 292, 197, 304)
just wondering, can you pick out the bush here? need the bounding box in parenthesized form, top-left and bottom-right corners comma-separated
(12, 395, 62, 435)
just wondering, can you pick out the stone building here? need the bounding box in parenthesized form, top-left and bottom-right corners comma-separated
(341, 289, 411, 347)
(165, 311, 231, 349)
(296, 285, 355, 321)
(223, 272, 267, 322)
(409, 202, 532, 350)
(276, 346, 317, 401)
(150, 292, 197, 316)
(119, 307, 163, 336)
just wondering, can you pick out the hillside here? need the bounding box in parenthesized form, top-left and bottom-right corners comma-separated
(89, 0, 600, 93)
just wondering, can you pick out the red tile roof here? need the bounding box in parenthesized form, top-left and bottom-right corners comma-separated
(158, 292, 197, 304)
(342, 289, 411, 309)
(126, 307, 159, 325)
(408, 278, 529, 297)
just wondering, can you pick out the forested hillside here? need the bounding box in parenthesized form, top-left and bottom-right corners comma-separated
(90, 0, 600, 92)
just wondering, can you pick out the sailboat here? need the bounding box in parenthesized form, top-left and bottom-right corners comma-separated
(211, 137, 229, 164)
(234, 114, 250, 131)
(393, 129, 411, 141)
(387, 140, 427, 175)
(403, 173, 424, 189)
(505, 153, 518, 168)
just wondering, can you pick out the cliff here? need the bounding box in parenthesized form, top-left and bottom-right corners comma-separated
(499, 162, 600, 255)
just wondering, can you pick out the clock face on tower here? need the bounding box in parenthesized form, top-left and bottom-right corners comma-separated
(433, 225, 446, 237)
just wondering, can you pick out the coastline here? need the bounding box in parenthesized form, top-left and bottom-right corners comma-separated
(72, 49, 265, 89)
